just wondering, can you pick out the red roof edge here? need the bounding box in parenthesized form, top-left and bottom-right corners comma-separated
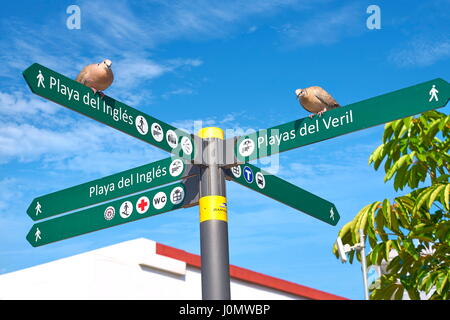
(155, 242, 348, 300)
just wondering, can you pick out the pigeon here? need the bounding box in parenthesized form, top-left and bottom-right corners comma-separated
(75, 59, 114, 96)
(295, 86, 340, 117)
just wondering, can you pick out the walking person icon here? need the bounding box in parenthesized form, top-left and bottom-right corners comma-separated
(37, 70, 45, 88)
(135, 115, 148, 135)
(35, 201, 42, 216)
(138, 118, 145, 133)
(122, 202, 129, 216)
(120, 201, 133, 218)
(429, 85, 439, 102)
(35, 227, 42, 242)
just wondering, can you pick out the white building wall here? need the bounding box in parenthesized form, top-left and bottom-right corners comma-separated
(0, 238, 301, 300)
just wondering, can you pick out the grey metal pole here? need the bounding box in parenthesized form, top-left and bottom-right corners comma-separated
(197, 127, 231, 300)
(359, 229, 369, 300)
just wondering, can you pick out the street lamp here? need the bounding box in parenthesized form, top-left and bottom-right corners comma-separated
(336, 229, 369, 300)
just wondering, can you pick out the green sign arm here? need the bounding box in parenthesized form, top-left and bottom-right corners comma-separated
(27, 157, 199, 221)
(26, 177, 199, 247)
(23, 63, 196, 160)
(235, 78, 450, 162)
(224, 163, 340, 225)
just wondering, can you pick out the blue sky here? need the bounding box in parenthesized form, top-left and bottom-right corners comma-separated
(0, 0, 449, 300)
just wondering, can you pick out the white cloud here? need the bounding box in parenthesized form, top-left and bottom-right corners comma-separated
(389, 38, 450, 68)
(0, 122, 98, 163)
(132, 0, 301, 42)
(277, 3, 365, 48)
(247, 26, 258, 33)
(0, 112, 166, 175)
(0, 3, 206, 103)
(112, 57, 169, 90)
(162, 88, 195, 100)
(107, 56, 203, 105)
(0, 91, 59, 118)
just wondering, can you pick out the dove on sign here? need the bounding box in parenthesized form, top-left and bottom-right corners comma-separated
(295, 86, 340, 118)
(75, 59, 114, 97)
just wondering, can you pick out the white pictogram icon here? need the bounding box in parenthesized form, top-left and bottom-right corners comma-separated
(170, 186, 185, 205)
(120, 201, 133, 218)
(136, 196, 150, 214)
(169, 159, 184, 177)
(151, 123, 164, 142)
(104, 206, 115, 221)
(255, 172, 265, 189)
(166, 130, 178, 149)
(135, 115, 149, 135)
(153, 191, 167, 210)
(37, 70, 45, 88)
(429, 85, 439, 102)
(35, 227, 42, 242)
(35, 201, 42, 216)
(231, 165, 241, 178)
(239, 138, 255, 157)
(181, 136, 193, 155)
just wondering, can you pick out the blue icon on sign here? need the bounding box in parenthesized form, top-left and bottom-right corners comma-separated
(243, 166, 253, 183)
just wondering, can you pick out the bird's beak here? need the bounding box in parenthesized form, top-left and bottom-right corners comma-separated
(103, 60, 112, 69)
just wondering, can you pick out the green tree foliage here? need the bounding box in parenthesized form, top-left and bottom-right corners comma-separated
(333, 110, 450, 300)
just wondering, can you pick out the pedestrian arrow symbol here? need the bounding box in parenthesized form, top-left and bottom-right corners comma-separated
(35, 201, 42, 216)
(34, 227, 42, 242)
(429, 84, 439, 102)
(37, 70, 45, 88)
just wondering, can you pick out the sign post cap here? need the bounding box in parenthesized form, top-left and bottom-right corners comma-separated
(197, 127, 224, 140)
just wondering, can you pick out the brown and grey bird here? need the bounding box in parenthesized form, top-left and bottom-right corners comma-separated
(75, 59, 114, 96)
(295, 86, 340, 117)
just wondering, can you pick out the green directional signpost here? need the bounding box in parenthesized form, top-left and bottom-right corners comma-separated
(23, 63, 196, 161)
(27, 179, 198, 247)
(22, 62, 449, 300)
(27, 157, 199, 221)
(235, 78, 450, 162)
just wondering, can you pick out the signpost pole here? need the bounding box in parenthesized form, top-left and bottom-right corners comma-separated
(198, 127, 231, 300)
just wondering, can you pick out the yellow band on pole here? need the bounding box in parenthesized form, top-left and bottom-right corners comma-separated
(197, 127, 224, 140)
(199, 195, 228, 222)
